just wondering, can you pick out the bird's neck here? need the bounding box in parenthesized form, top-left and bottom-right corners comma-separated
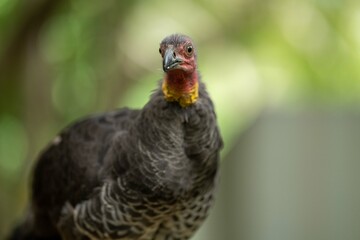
(162, 70, 199, 107)
(123, 80, 221, 196)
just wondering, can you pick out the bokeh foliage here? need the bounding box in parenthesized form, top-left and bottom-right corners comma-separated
(1, 0, 360, 238)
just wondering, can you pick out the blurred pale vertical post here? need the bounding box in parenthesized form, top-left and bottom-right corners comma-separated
(194, 110, 360, 240)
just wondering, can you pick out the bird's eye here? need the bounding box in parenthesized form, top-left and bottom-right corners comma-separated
(185, 44, 193, 56)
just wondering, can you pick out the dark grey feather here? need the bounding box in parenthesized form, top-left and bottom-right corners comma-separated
(9, 35, 223, 240)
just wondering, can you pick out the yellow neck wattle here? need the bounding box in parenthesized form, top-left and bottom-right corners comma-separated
(162, 80, 199, 108)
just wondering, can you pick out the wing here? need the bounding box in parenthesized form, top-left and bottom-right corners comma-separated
(30, 107, 140, 235)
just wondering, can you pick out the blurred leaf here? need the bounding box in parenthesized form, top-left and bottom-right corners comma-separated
(52, 63, 97, 120)
(0, 0, 16, 17)
(0, 114, 28, 176)
(40, 13, 82, 63)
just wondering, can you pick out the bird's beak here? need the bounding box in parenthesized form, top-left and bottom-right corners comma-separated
(163, 48, 183, 72)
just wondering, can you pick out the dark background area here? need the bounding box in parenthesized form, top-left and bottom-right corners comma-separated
(1, 0, 360, 239)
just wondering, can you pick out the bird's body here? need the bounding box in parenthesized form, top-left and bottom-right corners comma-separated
(9, 34, 223, 240)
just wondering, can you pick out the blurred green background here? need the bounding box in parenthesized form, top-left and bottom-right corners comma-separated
(1, 0, 360, 239)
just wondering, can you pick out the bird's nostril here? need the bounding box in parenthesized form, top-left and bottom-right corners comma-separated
(173, 52, 176, 58)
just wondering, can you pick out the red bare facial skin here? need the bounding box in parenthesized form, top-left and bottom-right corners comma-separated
(164, 43, 196, 71)
(159, 34, 200, 107)
(164, 69, 198, 93)
(160, 37, 198, 95)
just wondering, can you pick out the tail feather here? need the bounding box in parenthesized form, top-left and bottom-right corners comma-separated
(7, 224, 22, 240)
(7, 209, 61, 240)
(7, 223, 61, 240)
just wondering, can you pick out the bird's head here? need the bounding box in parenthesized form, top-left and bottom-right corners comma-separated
(159, 34, 199, 108)
(159, 34, 197, 73)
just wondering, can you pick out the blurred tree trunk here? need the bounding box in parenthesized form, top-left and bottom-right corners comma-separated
(0, 0, 65, 117)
